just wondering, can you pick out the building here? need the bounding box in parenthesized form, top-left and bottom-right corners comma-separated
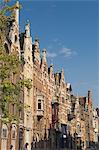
(0, 2, 23, 150)
(93, 108, 99, 146)
(32, 39, 55, 143)
(51, 71, 74, 149)
(0, 1, 99, 150)
(20, 20, 33, 149)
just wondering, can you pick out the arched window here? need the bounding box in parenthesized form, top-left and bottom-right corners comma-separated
(11, 124, 17, 139)
(19, 128, 23, 150)
(1, 124, 8, 150)
(1, 124, 8, 138)
(19, 128, 23, 139)
(76, 122, 81, 134)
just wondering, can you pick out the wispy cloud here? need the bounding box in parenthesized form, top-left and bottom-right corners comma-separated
(47, 51, 57, 58)
(47, 45, 53, 50)
(52, 38, 59, 43)
(60, 47, 77, 58)
(52, 38, 62, 46)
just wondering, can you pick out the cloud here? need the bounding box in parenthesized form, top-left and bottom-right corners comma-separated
(52, 38, 59, 43)
(52, 38, 62, 46)
(60, 47, 77, 58)
(47, 51, 57, 58)
(47, 45, 53, 50)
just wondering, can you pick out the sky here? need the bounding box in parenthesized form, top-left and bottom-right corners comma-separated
(3, 0, 99, 107)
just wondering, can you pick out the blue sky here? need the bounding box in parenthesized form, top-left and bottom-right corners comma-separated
(8, 0, 98, 107)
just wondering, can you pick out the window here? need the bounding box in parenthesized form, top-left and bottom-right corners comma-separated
(67, 109, 70, 114)
(45, 73, 46, 78)
(4, 43, 9, 54)
(12, 104, 15, 115)
(12, 130, 16, 139)
(76, 123, 81, 134)
(15, 35, 17, 42)
(28, 56, 30, 61)
(19, 128, 23, 139)
(66, 94, 70, 100)
(2, 129, 7, 138)
(37, 96, 44, 111)
(27, 114, 29, 120)
(28, 46, 30, 51)
(19, 109, 22, 118)
(49, 89, 50, 94)
(12, 72, 16, 83)
(38, 99, 41, 109)
(62, 97, 64, 103)
(62, 83, 64, 88)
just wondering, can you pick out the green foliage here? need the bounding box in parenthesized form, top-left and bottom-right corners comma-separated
(0, 1, 32, 123)
(21, 79, 32, 90)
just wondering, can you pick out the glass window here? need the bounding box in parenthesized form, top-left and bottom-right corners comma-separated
(19, 109, 22, 118)
(62, 97, 64, 103)
(2, 129, 7, 138)
(38, 99, 41, 110)
(4, 43, 9, 54)
(12, 130, 16, 139)
(77, 123, 81, 133)
(15, 35, 17, 42)
(12, 104, 15, 114)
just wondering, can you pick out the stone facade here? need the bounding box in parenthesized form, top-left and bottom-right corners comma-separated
(20, 21, 33, 149)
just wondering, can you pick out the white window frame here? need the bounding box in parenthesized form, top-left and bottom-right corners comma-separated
(37, 95, 44, 111)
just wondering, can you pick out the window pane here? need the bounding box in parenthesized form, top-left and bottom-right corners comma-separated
(3, 129, 7, 138)
(12, 130, 16, 139)
(38, 103, 41, 109)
